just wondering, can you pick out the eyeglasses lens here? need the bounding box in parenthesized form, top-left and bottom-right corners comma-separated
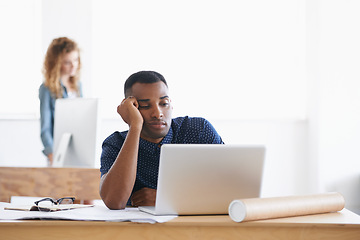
(37, 200, 54, 212)
(60, 198, 74, 205)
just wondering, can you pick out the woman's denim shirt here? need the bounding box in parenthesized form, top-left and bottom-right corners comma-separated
(39, 82, 82, 156)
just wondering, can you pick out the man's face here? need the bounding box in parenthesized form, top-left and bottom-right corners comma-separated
(130, 81, 173, 143)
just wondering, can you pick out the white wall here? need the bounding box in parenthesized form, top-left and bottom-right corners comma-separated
(0, 0, 42, 117)
(91, 0, 307, 120)
(307, 0, 360, 214)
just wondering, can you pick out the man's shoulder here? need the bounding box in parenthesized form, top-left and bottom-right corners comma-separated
(171, 116, 211, 135)
(170, 116, 222, 144)
(103, 130, 128, 145)
(172, 116, 208, 127)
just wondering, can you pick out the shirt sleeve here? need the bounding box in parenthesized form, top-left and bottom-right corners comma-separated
(100, 132, 124, 176)
(39, 84, 54, 156)
(200, 119, 224, 144)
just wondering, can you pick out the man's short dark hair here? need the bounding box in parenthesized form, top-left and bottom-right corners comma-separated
(124, 71, 168, 97)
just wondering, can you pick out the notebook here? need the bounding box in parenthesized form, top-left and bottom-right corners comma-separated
(138, 144, 265, 215)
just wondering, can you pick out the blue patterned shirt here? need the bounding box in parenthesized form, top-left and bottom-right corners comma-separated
(100, 116, 224, 202)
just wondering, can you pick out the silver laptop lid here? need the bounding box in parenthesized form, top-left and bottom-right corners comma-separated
(152, 144, 265, 215)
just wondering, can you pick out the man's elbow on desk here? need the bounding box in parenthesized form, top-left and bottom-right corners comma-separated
(100, 189, 128, 210)
(99, 175, 129, 210)
(103, 200, 127, 210)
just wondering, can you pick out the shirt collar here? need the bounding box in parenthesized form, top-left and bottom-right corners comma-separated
(159, 126, 173, 145)
(60, 80, 68, 97)
(138, 123, 174, 149)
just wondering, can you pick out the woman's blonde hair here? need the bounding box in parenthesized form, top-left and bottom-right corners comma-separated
(42, 37, 81, 98)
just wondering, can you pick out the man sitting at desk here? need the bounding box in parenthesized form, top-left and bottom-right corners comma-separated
(100, 71, 224, 210)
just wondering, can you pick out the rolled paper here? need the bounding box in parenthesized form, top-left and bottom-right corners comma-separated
(228, 192, 345, 222)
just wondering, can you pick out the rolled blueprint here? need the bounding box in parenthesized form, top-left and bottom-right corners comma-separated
(228, 192, 345, 222)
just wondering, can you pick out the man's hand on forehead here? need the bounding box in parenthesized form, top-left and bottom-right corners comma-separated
(117, 96, 143, 127)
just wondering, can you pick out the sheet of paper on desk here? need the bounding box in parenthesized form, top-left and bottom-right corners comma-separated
(0, 203, 177, 223)
(4, 204, 94, 212)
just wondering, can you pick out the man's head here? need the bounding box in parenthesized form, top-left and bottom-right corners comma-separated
(124, 71, 173, 143)
(124, 71, 168, 98)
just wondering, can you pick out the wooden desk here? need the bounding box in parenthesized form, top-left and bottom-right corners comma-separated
(1, 209, 360, 240)
(0, 167, 100, 202)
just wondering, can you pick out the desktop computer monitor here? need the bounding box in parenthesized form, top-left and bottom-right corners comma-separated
(52, 98, 100, 168)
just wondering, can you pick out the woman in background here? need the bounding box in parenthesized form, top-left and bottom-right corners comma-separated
(39, 37, 82, 166)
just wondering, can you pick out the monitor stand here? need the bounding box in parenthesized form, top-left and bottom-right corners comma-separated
(52, 133, 72, 167)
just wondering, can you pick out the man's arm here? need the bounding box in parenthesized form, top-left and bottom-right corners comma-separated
(99, 97, 143, 209)
(130, 187, 157, 206)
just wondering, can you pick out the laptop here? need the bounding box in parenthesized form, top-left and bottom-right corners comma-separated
(138, 144, 265, 215)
